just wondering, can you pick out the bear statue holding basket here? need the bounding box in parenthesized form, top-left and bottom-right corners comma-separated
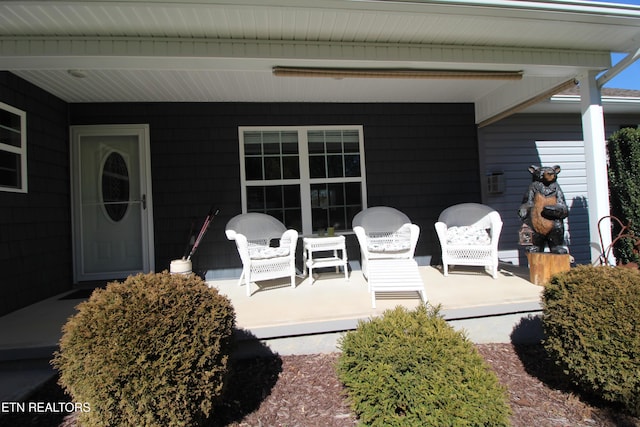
(518, 165, 568, 254)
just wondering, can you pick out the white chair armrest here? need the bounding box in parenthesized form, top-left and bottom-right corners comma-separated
(353, 226, 369, 255)
(279, 229, 299, 253)
(488, 212, 503, 248)
(230, 233, 251, 264)
(405, 223, 420, 257)
(434, 222, 448, 246)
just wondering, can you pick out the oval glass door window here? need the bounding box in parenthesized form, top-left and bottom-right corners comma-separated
(101, 152, 130, 222)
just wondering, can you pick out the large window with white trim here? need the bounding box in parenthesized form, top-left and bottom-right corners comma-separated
(239, 126, 367, 235)
(0, 102, 27, 193)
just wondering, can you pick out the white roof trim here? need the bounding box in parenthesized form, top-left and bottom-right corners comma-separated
(1, 0, 640, 120)
(519, 92, 640, 114)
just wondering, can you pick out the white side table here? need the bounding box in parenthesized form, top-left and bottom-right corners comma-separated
(303, 235, 349, 283)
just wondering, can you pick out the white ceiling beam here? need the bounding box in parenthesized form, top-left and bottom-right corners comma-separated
(0, 36, 611, 72)
(475, 76, 579, 124)
(597, 46, 640, 88)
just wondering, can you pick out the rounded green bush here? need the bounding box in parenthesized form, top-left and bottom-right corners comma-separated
(52, 271, 236, 427)
(337, 305, 511, 426)
(542, 265, 640, 416)
(607, 127, 640, 265)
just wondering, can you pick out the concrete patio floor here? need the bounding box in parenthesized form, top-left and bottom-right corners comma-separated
(216, 264, 543, 339)
(0, 263, 545, 402)
(0, 264, 543, 359)
(216, 263, 545, 357)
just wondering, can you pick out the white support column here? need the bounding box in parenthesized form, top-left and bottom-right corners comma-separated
(580, 71, 613, 265)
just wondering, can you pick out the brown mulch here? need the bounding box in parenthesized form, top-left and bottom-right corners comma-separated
(476, 344, 639, 427)
(1, 344, 638, 427)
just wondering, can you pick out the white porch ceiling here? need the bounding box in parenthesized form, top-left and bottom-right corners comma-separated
(1, 0, 640, 123)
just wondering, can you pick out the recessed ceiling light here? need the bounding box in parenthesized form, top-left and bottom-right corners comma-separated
(68, 69, 88, 78)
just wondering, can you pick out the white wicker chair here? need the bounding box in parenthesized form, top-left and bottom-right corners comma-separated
(352, 206, 420, 279)
(225, 213, 298, 296)
(434, 203, 503, 279)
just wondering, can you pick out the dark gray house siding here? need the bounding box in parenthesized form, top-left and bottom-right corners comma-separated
(70, 102, 481, 279)
(1, 70, 482, 316)
(478, 112, 640, 267)
(0, 72, 72, 315)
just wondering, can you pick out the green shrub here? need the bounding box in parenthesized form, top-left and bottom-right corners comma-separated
(607, 127, 640, 265)
(542, 265, 640, 416)
(52, 271, 236, 427)
(337, 305, 511, 426)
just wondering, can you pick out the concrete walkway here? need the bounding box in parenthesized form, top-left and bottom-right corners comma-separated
(0, 264, 545, 403)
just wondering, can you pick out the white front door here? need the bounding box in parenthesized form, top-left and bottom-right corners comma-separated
(71, 124, 154, 282)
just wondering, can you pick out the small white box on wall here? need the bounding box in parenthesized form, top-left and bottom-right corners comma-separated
(486, 172, 505, 194)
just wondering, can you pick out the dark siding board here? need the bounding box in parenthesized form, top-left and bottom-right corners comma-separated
(479, 115, 586, 265)
(71, 102, 479, 274)
(0, 72, 71, 316)
(0, 75, 484, 312)
(479, 111, 640, 267)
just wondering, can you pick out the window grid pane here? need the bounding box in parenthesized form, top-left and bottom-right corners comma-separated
(246, 184, 302, 230)
(0, 109, 21, 148)
(307, 130, 361, 180)
(0, 103, 26, 192)
(0, 151, 20, 188)
(244, 131, 299, 181)
(241, 126, 364, 234)
(310, 182, 362, 232)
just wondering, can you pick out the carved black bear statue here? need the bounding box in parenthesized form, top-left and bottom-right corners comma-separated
(518, 165, 568, 254)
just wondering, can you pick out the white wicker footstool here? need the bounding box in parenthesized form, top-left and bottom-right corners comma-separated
(366, 259, 427, 308)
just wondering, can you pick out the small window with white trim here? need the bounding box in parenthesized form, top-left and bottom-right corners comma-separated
(239, 126, 367, 235)
(0, 102, 27, 193)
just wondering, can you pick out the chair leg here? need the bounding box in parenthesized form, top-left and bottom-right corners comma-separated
(443, 263, 449, 276)
(237, 269, 245, 287)
(302, 250, 308, 277)
(361, 257, 369, 280)
(245, 270, 252, 296)
(420, 290, 428, 305)
(291, 261, 296, 288)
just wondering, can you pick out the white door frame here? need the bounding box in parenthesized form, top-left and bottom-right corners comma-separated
(70, 124, 155, 282)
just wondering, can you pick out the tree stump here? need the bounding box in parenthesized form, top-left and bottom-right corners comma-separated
(526, 252, 571, 285)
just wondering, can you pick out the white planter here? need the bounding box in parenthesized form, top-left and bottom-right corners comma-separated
(170, 258, 192, 275)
